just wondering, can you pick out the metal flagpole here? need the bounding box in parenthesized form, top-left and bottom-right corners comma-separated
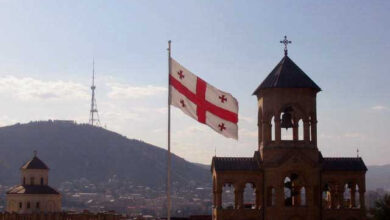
(167, 40, 172, 220)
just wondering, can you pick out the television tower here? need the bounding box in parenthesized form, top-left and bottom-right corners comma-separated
(89, 59, 100, 126)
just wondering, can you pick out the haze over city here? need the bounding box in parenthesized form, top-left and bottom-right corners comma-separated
(0, 0, 388, 166)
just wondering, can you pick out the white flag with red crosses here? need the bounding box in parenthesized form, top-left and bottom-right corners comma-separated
(169, 58, 238, 139)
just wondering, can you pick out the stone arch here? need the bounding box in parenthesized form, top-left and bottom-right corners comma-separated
(322, 182, 332, 209)
(264, 111, 276, 123)
(243, 182, 255, 209)
(282, 172, 306, 207)
(343, 182, 352, 208)
(278, 104, 307, 141)
(222, 182, 235, 209)
(281, 170, 308, 186)
(277, 103, 308, 122)
(284, 176, 293, 206)
(322, 180, 343, 209)
(354, 184, 360, 208)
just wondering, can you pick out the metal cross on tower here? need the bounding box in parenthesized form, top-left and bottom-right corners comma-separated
(89, 59, 101, 126)
(280, 35, 292, 56)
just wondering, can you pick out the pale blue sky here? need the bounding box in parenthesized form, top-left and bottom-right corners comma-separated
(0, 1, 388, 165)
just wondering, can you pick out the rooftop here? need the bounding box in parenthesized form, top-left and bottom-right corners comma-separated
(253, 55, 321, 95)
(322, 157, 367, 171)
(211, 155, 367, 172)
(211, 156, 261, 171)
(7, 185, 59, 195)
(21, 153, 49, 170)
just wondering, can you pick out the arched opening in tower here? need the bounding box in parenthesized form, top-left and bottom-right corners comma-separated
(222, 183, 235, 209)
(322, 183, 331, 209)
(281, 106, 294, 140)
(243, 183, 256, 209)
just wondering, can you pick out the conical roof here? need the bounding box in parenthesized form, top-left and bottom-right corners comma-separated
(21, 155, 49, 170)
(253, 56, 321, 95)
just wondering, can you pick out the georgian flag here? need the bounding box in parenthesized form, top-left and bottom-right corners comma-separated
(169, 58, 238, 139)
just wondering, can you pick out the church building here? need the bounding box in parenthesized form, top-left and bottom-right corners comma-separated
(211, 38, 367, 220)
(6, 151, 62, 213)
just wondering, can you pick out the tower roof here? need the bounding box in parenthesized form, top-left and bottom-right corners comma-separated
(21, 154, 49, 170)
(211, 157, 261, 171)
(253, 56, 321, 95)
(322, 157, 367, 171)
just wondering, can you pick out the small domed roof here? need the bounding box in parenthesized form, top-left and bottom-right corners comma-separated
(21, 151, 49, 170)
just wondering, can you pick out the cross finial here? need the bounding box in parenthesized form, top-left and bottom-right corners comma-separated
(357, 148, 359, 158)
(33, 150, 37, 157)
(280, 35, 292, 56)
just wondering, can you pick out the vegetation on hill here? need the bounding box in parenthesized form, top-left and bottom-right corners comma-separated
(0, 120, 388, 192)
(0, 120, 210, 187)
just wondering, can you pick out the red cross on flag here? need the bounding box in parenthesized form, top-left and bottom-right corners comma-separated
(169, 58, 238, 139)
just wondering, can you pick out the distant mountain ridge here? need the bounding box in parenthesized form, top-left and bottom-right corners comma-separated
(366, 164, 390, 191)
(0, 120, 388, 192)
(0, 120, 210, 187)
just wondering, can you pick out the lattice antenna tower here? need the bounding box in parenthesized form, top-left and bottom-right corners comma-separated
(89, 59, 101, 126)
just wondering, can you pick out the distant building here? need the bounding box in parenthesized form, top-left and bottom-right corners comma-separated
(6, 152, 61, 213)
(211, 44, 367, 220)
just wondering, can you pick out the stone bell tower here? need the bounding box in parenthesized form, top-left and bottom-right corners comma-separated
(211, 36, 367, 220)
(251, 36, 323, 219)
(252, 48, 321, 163)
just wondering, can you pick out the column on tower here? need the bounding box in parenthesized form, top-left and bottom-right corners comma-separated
(293, 118, 299, 141)
(303, 120, 310, 143)
(275, 115, 281, 143)
(350, 186, 356, 208)
(359, 190, 365, 209)
(310, 118, 317, 145)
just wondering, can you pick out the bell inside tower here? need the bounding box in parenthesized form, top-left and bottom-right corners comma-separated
(281, 106, 294, 130)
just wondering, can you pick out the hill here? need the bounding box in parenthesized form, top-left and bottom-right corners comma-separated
(0, 120, 388, 192)
(0, 120, 210, 187)
(366, 164, 390, 191)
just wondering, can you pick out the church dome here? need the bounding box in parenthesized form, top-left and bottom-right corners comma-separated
(7, 151, 61, 213)
(253, 55, 321, 95)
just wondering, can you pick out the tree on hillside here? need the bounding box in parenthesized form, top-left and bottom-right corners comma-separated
(370, 194, 390, 220)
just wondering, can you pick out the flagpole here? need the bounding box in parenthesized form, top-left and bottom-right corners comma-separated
(167, 40, 172, 220)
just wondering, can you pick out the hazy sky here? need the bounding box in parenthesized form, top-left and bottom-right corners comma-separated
(0, 1, 388, 165)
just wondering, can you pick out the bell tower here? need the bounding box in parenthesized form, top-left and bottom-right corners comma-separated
(211, 37, 367, 220)
(253, 36, 321, 162)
